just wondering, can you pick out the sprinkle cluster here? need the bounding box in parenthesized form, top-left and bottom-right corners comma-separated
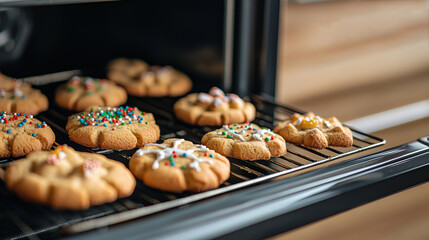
(82, 159, 102, 177)
(67, 76, 107, 94)
(197, 87, 244, 108)
(47, 145, 68, 165)
(73, 106, 148, 129)
(217, 121, 275, 142)
(1, 79, 26, 99)
(0, 112, 43, 137)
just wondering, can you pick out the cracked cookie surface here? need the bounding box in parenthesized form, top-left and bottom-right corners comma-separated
(0, 75, 48, 115)
(201, 122, 286, 160)
(5, 145, 136, 210)
(66, 106, 160, 150)
(174, 87, 255, 126)
(0, 112, 55, 157)
(55, 76, 127, 111)
(108, 58, 192, 97)
(273, 112, 353, 149)
(129, 138, 230, 193)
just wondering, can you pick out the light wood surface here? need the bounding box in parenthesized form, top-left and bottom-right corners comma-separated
(274, 0, 429, 238)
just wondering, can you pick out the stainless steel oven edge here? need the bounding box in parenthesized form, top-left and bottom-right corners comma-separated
(66, 137, 429, 240)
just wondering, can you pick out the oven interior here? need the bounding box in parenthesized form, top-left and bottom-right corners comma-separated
(1, 0, 428, 239)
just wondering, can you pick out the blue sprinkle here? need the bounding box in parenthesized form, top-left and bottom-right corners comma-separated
(23, 119, 27, 122)
(21, 95, 26, 99)
(138, 120, 142, 123)
(109, 120, 113, 123)
(6, 129, 11, 134)
(98, 119, 102, 123)
(129, 121, 132, 124)
(18, 124, 22, 127)
(171, 162, 175, 166)
(84, 122, 88, 126)
(32, 133, 37, 137)
(42, 121, 46, 125)
(37, 123, 41, 128)
(210, 154, 214, 158)
(96, 123, 99, 126)
(104, 123, 107, 127)
(183, 153, 187, 157)
(23, 114, 26, 117)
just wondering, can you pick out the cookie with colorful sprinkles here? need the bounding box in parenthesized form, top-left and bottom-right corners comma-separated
(129, 138, 230, 193)
(0, 76, 48, 115)
(108, 58, 192, 97)
(0, 112, 55, 157)
(5, 145, 136, 210)
(55, 76, 127, 111)
(173, 87, 255, 126)
(273, 112, 353, 149)
(66, 106, 160, 150)
(201, 122, 286, 160)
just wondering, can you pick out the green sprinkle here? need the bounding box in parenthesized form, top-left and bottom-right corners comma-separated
(169, 157, 173, 161)
(181, 165, 186, 170)
(265, 137, 270, 141)
(10, 96, 15, 100)
(234, 124, 237, 126)
(222, 131, 226, 135)
(72, 116, 75, 119)
(121, 122, 125, 125)
(229, 127, 233, 130)
(85, 91, 93, 95)
(67, 87, 75, 92)
(145, 122, 148, 124)
(97, 86, 103, 91)
(227, 134, 231, 138)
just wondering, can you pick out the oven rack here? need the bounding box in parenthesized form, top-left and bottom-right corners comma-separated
(0, 87, 385, 239)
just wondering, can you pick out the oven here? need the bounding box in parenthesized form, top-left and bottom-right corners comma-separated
(0, 0, 428, 239)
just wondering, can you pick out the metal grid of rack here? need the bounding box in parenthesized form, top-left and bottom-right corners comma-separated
(0, 85, 385, 239)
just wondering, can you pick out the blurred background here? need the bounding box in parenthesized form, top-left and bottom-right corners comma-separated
(276, 0, 429, 150)
(275, 0, 429, 239)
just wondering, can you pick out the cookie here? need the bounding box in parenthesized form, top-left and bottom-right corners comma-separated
(201, 122, 286, 160)
(129, 138, 230, 193)
(108, 59, 192, 97)
(0, 76, 48, 115)
(173, 87, 255, 126)
(0, 112, 55, 157)
(273, 112, 353, 149)
(66, 106, 160, 150)
(55, 76, 127, 111)
(5, 145, 136, 210)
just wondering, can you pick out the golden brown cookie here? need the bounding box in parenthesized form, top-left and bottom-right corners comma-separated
(0, 112, 55, 157)
(66, 106, 160, 150)
(201, 122, 286, 160)
(5, 145, 136, 210)
(173, 87, 255, 126)
(108, 58, 192, 97)
(129, 138, 230, 193)
(0, 75, 48, 115)
(273, 112, 353, 149)
(55, 76, 127, 111)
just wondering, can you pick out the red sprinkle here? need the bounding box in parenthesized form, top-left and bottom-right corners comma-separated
(112, 128, 115, 131)
(29, 122, 33, 124)
(204, 153, 208, 157)
(42, 125, 46, 128)
(165, 162, 169, 166)
(271, 136, 274, 140)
